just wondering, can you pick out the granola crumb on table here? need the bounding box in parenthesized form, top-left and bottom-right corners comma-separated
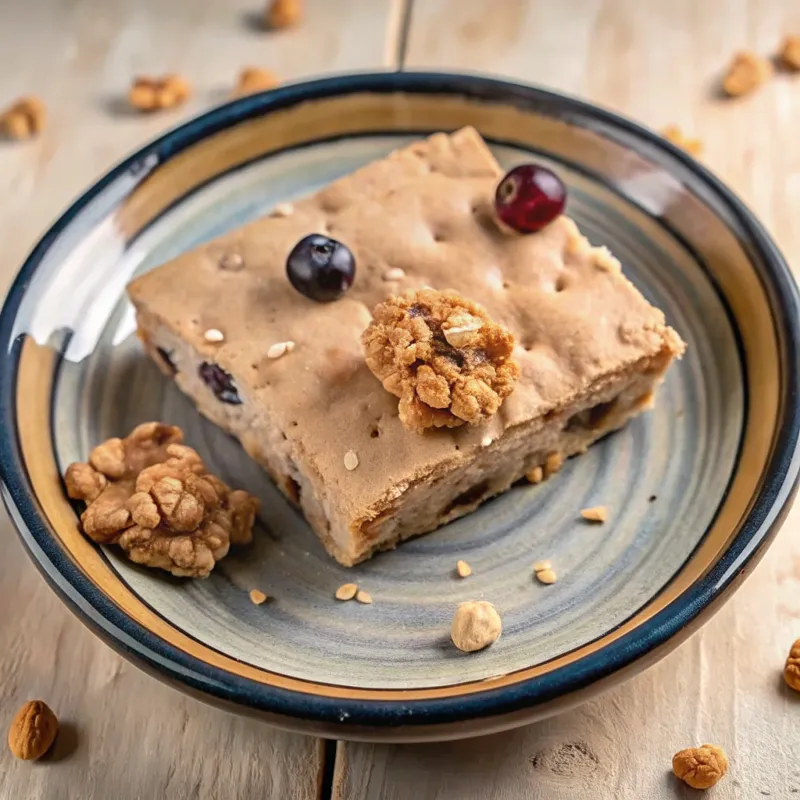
(64, 422, 259, 578)
(779, 35, 800, 71)
(661, 125, 703, 156)
(7, 700, 59, 761)
(234, 67, 280, 96)
(785, 638, 800, 691)
(363, 288, 520, 433)
(721, 51, 772, 97)
(0, 96, 45, 140)
(128, 75, 191, 112)
(672, 744, 729, 789)
(265, 0, 302, 30)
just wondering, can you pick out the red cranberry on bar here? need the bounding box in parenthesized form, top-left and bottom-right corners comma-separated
(494, 164, 566, 234)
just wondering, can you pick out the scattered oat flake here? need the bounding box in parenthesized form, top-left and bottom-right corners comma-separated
(355, 590, 373, 604)
(271, 202, 294, 217)
(533, 559, 552, 573)
(456, 559, 472, 578)
(581, 505, 608, 523)
(536, 568, 558, 585)
(249, 589, 268, 605)
(335, 583, 358, 601)
(204, 328, 225, 343)
(267, 341, 292, 359)
(344, 450, 359, 471)
(383, 267, 406, 281)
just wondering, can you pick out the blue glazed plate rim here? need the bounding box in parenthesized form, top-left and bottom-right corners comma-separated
(1, 71, 799, 730)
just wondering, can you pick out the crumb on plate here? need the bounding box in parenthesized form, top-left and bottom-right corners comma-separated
(451, 600, 502, 652)
(335, 582, 358, 601)
(580, 505, 608, 523)
(456, 559, 472, 578)
(249, 589, 268, 605)
(535, 568, 558, 585)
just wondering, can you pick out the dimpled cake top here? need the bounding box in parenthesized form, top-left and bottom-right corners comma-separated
(127, 126, 683, 523)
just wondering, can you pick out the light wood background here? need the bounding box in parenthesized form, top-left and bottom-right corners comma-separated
(1, 1, 799, 798)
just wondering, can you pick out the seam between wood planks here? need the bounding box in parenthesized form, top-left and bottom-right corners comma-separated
(384, 0, 415, 69)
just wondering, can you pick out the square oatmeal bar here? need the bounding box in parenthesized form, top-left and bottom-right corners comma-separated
(128, 127, 684, 566)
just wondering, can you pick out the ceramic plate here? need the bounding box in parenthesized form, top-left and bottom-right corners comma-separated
(1, 73, 799, 742)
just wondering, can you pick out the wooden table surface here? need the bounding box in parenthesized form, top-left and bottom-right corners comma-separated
(1, 1, 799, 798)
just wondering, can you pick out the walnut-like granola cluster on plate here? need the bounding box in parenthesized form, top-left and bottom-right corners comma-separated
(65, 422, 259, 578)
(363, 288, 520, 433)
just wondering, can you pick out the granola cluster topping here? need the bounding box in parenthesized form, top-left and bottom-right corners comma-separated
(64, 422, 259, 578)
(363, 289, 520, 433)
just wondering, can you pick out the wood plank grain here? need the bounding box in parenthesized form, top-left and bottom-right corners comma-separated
(335, 1, 800, 797)
(0, 1, 395, 798)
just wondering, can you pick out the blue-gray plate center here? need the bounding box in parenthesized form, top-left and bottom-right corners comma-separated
(51, 137, 742, 690)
